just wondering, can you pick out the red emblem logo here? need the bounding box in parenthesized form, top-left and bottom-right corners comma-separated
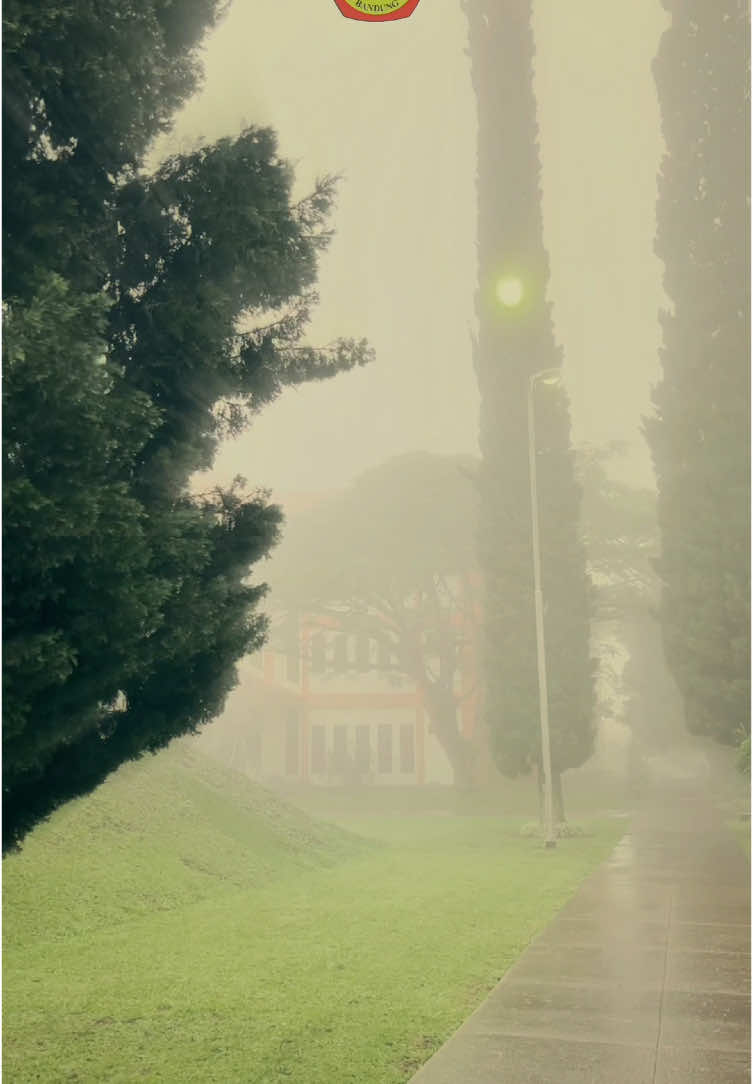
(333, 0, 422, 21)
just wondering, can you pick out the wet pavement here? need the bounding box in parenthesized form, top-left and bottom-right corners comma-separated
(410, 783, 751, 1083)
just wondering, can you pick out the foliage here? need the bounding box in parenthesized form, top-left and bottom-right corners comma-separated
(464, 0, 595, 791)
(576, 443, 659, 620)
(3, 743, 623, 1082)
(577, 447, 694, 759)
(645, 0, 750, 747)
(3, 278, 280, 840)
(3, 0, 228, 299)
(520, 820, 586, 839)
(268, 452, 481, 783)
(2, 0, 372, 848)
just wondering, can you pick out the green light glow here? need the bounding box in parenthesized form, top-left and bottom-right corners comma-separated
(496, 276, 524, 308)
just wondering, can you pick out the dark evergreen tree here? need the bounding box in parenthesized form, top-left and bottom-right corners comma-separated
(645, 0, 750, 752)
(464, 0, 595, 818)
(3, 0, 371, 848)
(3, 0, 227, 300)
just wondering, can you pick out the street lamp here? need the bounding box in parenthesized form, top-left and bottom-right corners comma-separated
(496, 275, 525, 308)
(528, 367, 561, 849)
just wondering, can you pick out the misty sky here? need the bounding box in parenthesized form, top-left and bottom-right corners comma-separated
(154, 0, 668, 498)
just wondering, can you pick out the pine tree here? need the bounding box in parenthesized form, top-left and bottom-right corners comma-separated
(2, 0, 226, 300)
(464, 0, 595, 817)
(3, 0, 371, 848)
(646, 0, 750, 751)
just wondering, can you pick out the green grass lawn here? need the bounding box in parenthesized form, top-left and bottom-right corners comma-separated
(272, 767, 634, 823)
(4, 744, 626, 1083)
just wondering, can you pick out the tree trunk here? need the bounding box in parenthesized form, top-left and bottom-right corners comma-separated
(423, 688, 474, 789)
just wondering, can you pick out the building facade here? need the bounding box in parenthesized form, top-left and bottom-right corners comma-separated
(199, 605, 480, 788)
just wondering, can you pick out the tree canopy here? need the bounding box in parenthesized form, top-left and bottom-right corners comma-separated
(577, 444, 659, 622)
(645, 0, 750, 751)
(268, 452, 482, 783)
(3, 0, 371, 849)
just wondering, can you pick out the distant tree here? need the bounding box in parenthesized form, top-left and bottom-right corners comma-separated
(577, 444, 659, 623)
(577, 446, 685, 759)
(464, 0, 595, 820)
(268, 453, 482, 785)
(645, 0, 750, 755)
(3, 1, 372, 848)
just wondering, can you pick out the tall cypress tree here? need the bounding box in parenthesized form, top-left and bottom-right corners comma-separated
(464, 0, 594, 817)
(646, 0, 750, 752)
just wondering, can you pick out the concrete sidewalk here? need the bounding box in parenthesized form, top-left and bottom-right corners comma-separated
(411, 783, 750, 1083)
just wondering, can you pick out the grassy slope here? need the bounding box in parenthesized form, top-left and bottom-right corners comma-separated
(4, 746, 625, 1083)
(3, 741, 364, 949)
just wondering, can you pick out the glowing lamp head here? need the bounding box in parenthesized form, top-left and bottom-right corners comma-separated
(496, 276, 524, 308)
(537, 371, 561, 387)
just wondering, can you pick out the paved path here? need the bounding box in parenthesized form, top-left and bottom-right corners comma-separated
(411, 782, 750, 1083)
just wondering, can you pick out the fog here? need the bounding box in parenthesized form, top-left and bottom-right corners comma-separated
(6, 2, 749, 1080)
(156, 0, 667, 498)
(168, 0, 683, 793)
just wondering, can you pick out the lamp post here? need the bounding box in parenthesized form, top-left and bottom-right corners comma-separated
(494, 275, 559, 848)
(528, 367, 560, 849)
